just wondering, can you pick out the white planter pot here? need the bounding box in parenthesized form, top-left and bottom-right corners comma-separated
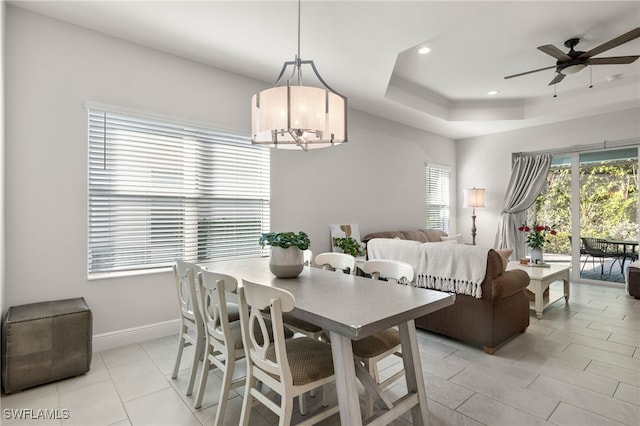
(530, 247, 544, 265)
(269, 246, 304, 278)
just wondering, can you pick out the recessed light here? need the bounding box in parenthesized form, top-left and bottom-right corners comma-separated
(418, 46, 431, 55)
(487, 90, 500, 96)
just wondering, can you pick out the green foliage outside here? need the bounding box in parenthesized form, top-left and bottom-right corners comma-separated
(529, 158, 638, 254)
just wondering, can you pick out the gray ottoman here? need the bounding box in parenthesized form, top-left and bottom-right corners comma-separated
(2, 298, 92, 393)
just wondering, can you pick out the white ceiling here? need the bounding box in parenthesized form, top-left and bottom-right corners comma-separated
(11, 0, 640, 139)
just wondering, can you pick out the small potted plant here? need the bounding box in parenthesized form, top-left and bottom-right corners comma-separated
(334, 236, 363, 257)
(259, 231, 311, 278)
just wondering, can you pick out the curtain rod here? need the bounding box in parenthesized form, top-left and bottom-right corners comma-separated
(513, 138, 639, 157)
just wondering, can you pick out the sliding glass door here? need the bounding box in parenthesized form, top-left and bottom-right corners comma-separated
(527, 146, 638, 284)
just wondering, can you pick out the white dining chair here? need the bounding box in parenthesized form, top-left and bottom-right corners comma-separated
(171, 260, 205, 396)
(238, 280, 339, 426)
(193, 269, 246, 418)
(303, 249, 314, 267)
(314, 252, 356, 274)
(355, 259, 415, 418)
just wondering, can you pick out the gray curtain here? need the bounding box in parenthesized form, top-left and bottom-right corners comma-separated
(494, 154, 552, 259)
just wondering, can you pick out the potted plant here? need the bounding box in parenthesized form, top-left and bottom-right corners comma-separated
(259, 231, 311, 278)
(334, 236, 362, 257)
(518, 223, 557, 264)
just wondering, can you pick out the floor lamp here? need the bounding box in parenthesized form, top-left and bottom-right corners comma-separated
(463, 188, 485, 245)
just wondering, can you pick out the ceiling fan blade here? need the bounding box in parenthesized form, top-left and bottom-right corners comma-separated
(504, 65, 557, 79)
(578, 27, 640, 58)
(588, 56, 640, 65)
(538, 44, 572, 61)
(548, 73, 566, 86)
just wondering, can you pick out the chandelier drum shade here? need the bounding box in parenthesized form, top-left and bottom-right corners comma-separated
(251, 0, 347, 151)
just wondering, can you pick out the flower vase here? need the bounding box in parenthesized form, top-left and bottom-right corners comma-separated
(269, 246, 304, 278)
(530, 247, 543, 265)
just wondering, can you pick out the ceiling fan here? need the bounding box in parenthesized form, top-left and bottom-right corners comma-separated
(505, 27, 640, 85)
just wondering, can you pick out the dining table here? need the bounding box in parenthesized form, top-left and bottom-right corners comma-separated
(605, 239, 639, 272)
(199, 257, 454, 426)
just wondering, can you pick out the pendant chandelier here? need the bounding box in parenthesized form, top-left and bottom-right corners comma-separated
(251, 0, 347, 151)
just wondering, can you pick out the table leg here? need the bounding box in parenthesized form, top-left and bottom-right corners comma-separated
(563, 275, 570, 302)
(532, 280, 544, 319)
(398, 319, 430, 426)
(329, 331, 363, 426)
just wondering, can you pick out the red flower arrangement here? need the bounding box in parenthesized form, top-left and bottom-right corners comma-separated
(518, 223, 557, 249)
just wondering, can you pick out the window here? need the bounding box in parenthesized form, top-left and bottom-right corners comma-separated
(425, 164, 450, 233)
(88, 108, 270, 276)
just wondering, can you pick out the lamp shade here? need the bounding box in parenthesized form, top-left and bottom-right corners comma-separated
(251, 84, 346, 150)
(463, 188, 485, 208)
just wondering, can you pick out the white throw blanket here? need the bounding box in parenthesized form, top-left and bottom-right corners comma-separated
(416, 243, 489, 298)
(366, 238, 422, 272)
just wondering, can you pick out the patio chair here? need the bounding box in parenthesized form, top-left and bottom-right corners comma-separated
(581, 237, 624, 277)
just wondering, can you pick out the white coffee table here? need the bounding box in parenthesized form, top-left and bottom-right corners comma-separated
(507, 261, 570, 318)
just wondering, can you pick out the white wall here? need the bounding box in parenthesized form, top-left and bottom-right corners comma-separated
(1, 0, 6, 313)
(4, 7, 455, 338)
(456, 108, 640, 249)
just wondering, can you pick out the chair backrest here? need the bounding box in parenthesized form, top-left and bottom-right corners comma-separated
(303, 249, 313, 267)
(361, 259, 415, 285)
(239, 279, 296, 387)
(197, 269, 239, 348)
(314, 252, 355, 274)
(173, 260, 203, 323)
(582, 237, 606, 254)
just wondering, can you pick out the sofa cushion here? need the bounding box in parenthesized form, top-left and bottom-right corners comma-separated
(494, 249, 513, 272)
(363, 231, 405, 242)
(400, 230, 430, 243)
(419, 229, 448, 242)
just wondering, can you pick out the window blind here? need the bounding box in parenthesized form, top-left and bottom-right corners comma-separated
(88, 109, 270, 275)
(425, 164, 450, 233)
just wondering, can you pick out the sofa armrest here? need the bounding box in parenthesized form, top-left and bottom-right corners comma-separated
(490, 270, 530, 300)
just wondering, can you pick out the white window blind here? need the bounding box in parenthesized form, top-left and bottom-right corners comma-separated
(88, 109, 270, 275)
(425, 164, 450, 233)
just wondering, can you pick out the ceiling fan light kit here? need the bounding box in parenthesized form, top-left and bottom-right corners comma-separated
(504, 27, 640, 87)
(251, 0, 347, 151)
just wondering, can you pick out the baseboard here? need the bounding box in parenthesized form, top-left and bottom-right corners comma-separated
(92, 319, 180, 352)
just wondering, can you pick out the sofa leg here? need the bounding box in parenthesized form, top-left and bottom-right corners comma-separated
(521, 327, 528, 333)
(482, 346, 496, 355)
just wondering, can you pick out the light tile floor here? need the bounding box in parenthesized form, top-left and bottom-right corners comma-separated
(2, 282, 639, 425)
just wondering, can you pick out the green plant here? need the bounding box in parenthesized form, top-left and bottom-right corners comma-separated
(334, 236, 362, 257)
(259, 231, 310, 250)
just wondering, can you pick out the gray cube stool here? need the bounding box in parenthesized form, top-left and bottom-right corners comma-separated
(2, 298, 92, 393)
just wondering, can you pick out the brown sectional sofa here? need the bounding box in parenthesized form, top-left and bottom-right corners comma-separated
(363, 229, 530, 354)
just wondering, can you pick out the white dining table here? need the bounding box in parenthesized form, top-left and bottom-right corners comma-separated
(200, 257, 454, 426)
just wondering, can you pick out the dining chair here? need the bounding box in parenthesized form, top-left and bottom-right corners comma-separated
(193, 269, 246, 418)
(194, 269, 295, 415)
(303, 249, 314, 267)
(171, 260, 205, 396)
(581, 237, 624, 276)
(238, 280, 339, 426)
(314, 252, 356, 274)
(355, 259, 415, 418)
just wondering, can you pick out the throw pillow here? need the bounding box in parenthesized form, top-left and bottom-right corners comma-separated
(494, 249, 513, 272)
(440, 234, 463, 244)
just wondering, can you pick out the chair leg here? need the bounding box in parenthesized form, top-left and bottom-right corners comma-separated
(186, 336, 204, 396)
(194, 344, 212, 409)
(321, 384, 329, 407)
(213, 357, 234, 426)
(239, 375, 255, 426)
(299, 393, 308, 416)
(171, 328, 186, 379)
(279, 396, 294, 426)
